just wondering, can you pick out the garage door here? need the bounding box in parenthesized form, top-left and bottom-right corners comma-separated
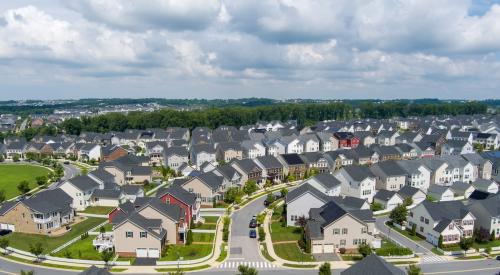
(148, 249, 160, 258)
(323, 244, 334, 253)
(136, 248, 148, 258)
(312, 244, 323, 254)
(0, 224, 14, 231)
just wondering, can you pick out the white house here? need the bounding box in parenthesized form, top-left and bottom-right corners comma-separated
(241, 140, 266, 159)
(408, 201, 475, 246)
(303, 173, 341, 196)
(472, 179, 499, 194)
(427, 184, 454, 201)
(396, 160, 431, 191)
(373, 190, 404, 211)
(285, 183, 331, 226)
(335, 165, 376, 203)
(59, 175, 100, 211)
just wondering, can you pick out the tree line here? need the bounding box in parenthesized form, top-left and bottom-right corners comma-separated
(59, 101, 487, 135)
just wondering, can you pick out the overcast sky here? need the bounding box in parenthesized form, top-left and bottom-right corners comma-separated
(1, 0, 500, 100)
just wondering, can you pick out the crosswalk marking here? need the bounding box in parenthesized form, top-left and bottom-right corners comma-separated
(217, 261, 278, 269)
(421, 254, 448, 264)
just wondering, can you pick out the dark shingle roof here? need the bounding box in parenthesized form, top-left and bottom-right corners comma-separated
(156, 185, 197, 206)
(309, 173, 341, 189)
(340, 254, 405, 275)
(374, 189, 398, 202)
(285, 183, 330, 204)
(280, 153, 305, 165)
(23, 189, 72, 214)
(65, 175, 99, 191)
(342, 165, 375, 181)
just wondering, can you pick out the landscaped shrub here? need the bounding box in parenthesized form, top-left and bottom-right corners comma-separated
(339, 248, 346, 254)
(376, 246, 413, 256)
(258, 227, 265, 242)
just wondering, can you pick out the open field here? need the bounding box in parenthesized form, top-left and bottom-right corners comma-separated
(0, 164, 51, 199)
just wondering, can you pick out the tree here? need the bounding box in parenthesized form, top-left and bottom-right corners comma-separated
(295, 216, 308, 229)
(101, 249, 114, 266)
(243, 180, 258, 196)
(263, 180, 273, 190)
(459, 237, 474, 256)
(411, 223, 417, 236)
(224, 187, 242, 204)
(29, 242, 44, 262)
(265, 193, 275, 205)
(80, 168, 89, 176)
(186, 229, 193, 245)
(237, 264, 258, 275)
(35, 176, 47, 186)
(20, 270, 34, 275)
(99, 226, 106, 234)
(389, 204, 407, 226)
(0, 155, 4, 163)
(0, 189, 5, 204)
(318, 262, 331, 275)
(280, 188, 288, 198)
(17, 180, 31, 195)
(403, 197, 413, 207)
(358, 243, 372, 258)
(406, 264, 422, 275)
(0, 238, 9, 254)
(371, 202, 383, 211)
(438, 235, 443, 249)
(12, 155, 20, 162)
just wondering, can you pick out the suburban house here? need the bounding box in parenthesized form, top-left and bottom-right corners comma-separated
(100, 155, 152, 185)
(440, 140, 474, 156)
(427, 184, 454, 201)
(163, 146, 189, 172)
(412, 141, 436, 158)
(449, 181, 475, 200)
(231, 159, 263, 185)
(285, 183, 331, 226)
(300, 152, 330, 173)
(91, 189, 126, 207)
(306, 200, 376, 253)
(303, 173, 341, 196)
(462, 153, 492, 180)
(370, 161, 407, 192)
(112, 198, 186, 258)
(333, 132, 360, 149)
(74, 143, 102, 161)
(471, 179, 499, 194)
(278, 153, 307, 180)
(373, 190, 404, 211)
(177, 172, 227, 207)
(353, 131, 376, 147)
(396, 160, 431, 191)
(376, 130, 399, 146)
(407, 200, 475, 246)
(341, 254, 405, 275)
(466, 194, 500, 240)
(241, 140, 266, 159)
(474, 133, 499, 149)
(156, 185, 200, 225)
(0, 189, 74, 234)
(214, 164, 243, 187)
(254, 155, 284, 183)
(190, 144, 216, 169)
(216, 142, 243, 163)
(144, 141, 168, 165)
(59, 175, 100, 211)
(316, 132, 337, 152)
(335, 165, 376, 203)
(101, 145, 129, 162)
(397, 186, 426, 206)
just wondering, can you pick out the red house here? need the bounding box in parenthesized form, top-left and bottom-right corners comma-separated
(334, 132, 360, 149)
(156, 185, 199, 225)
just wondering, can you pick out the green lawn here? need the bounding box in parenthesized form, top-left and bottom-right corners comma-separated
(341, 254, 364, 261)
(52, 237, 103, 260)
(1, 217, 106, 252)
(273, 243, 315, 262)
(386, 222, 424, 241)
(80, 206, 115, 215)
(376, 238, 413, 256)
(101, 223, 113, 232)
(0, 164, 51, 199)
(202, 216, 220, 223)
(474, 239, 500, 249)
(160, 244, 212, 261)
(194, 223, 217, 230)
(192, 233, 215, 243)
(270, 222, 302, 242)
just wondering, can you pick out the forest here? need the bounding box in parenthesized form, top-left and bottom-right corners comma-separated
(58, 101, 488, 135)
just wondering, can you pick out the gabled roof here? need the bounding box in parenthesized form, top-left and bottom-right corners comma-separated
(156, 185, 197, 206)
(164, 146, 188, 157)
(427, 184, 451, 196)
(419, 200, 472, 222)
(397, 186, 425, 199)
(122, 185, 143, 195)
(285, 183, 330, 204)
(89, 168, 116, 183)
(462, 153, 489, 166)
(371, 161, 407, 177)
(374, 189, 400, 202)
(23, 188, 73, 214)
(342, 165, 375, 182)
(189, 171, 224, 191)
(64, 175, 99, 191)
(137, 198, 184, 222)
(255, 155, 283, 169)
(215, 165, 241, 180)
(340, 254, 405, 275)
(307, 173, 341, 190)
(330, 196, 368, 210)
(280, 153, 305, 165)
(232, 159, 261, 174)
(91, 189, 123, 199)
(116, 212, 166, 240)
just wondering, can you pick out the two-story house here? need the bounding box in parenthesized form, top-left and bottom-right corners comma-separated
(370, 161, 407, 191)
(335, 165, 376, 203)
(163, 146, 189, 172)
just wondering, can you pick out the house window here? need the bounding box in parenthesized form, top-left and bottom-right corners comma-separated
(420, 216, 424, 222)
(340, 239, 346, 246)
(361, 227, 367, 234)
(333, 228, 340, 235)
(342, 228, 348, 235)
(126, 232, 133, 238)
(419, 226, 424, 232)
(166, 198, 170, 204)
(140, 232, 147, 238)
(425, 218, 429, 224)
(37, 224, 43, 230)
(448, 224, 453, 230)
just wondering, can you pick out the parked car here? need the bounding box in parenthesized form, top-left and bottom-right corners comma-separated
(496, 255, 500, 261)
(63, 161, 70, 165)
(0, 230, 12, 236)
(249, 229, 257, 238)
(249, 220, 257, 228)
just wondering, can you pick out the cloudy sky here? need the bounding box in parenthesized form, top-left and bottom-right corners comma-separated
(1, 0, 500, 100)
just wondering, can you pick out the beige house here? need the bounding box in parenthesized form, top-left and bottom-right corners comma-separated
(179, 172, 226, 207)
(306, 201, 376, 254)
(0, 189, 74, 235)
(112, 198, 186, 258)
